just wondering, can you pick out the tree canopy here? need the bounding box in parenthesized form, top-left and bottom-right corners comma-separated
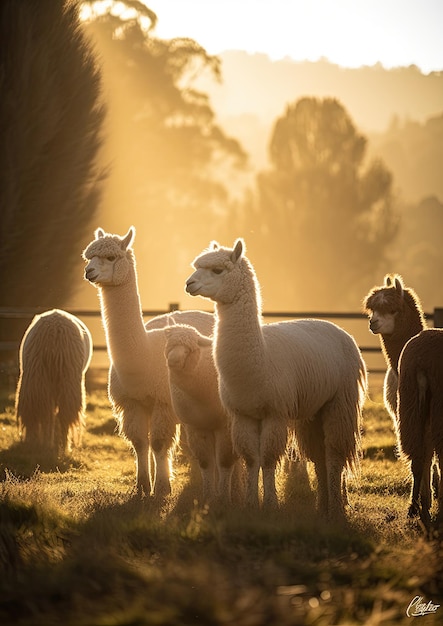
(0, 0, 105, 312)
(80, 2, 247, 306)
(250, 97, 398, 309)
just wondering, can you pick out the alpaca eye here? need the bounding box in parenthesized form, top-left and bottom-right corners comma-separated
(107, 256, 116, 262)
(212, 268, 223, 275)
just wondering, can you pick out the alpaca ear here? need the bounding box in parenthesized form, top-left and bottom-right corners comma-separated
(197, 334, 213, 348)
(95, 228, 105, 239)
(384, 274, 392, 287)
(394, 277, 404, 297)
(166, 315, 177, 327)
(210, 241, 219, 250)
(121, 226, 135, 250)
(231, 239, 244, 263)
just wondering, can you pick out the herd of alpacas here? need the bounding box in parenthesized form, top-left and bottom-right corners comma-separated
(14, 226, 443, 530)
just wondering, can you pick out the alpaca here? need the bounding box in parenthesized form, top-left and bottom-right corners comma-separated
(363, 274, 425, 420)
(397, 329, 443, 527)
(363, 274, 435, 514)
(15, 309, 92, 455)
(185, 239, 367, 518)
(83, 227, 214, 497)
(164, 323, 241, 505)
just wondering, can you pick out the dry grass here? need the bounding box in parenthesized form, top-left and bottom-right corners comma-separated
(0, 383, 442, 625)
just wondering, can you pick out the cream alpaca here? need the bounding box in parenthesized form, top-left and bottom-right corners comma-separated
(15, 309, 92, 455)
(186, 239, 367, 518)
(83, 227, 213, 497)
(164, 323, 240, 504)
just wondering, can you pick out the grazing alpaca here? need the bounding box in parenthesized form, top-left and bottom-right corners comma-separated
(83, 227, 213, 497)
(15, 309, 92, 455)
(185, 239, 367, 518)
(397, 330, 443, 527)
(364, 274, 441, 524)
(164, 323, 240, 505)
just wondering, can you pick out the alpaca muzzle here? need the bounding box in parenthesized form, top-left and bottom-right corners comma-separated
(85, 267, 98, 283)
(369, 319, 380, 334)
(185, 278, 199, 296)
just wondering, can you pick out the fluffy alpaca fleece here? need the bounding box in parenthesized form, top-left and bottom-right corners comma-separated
(397, 329, 443, 528)
(164, 323, 241, 505)
(363, 274, 426, 420)
(15, 309, 92, 455)
(186, 239, 367, 518)
(83, 227, 214, 497)
(362, 274, 438, 517)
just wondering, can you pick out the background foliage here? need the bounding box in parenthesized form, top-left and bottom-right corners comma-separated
(0, 0, 105, 311)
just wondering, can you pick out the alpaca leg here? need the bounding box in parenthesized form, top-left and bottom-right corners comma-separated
(435, 454, 443, 528)
(118, 399, 151, 496)
(409, 455, 426, 523)
(260, 417, 288, 509)
(150, 404, 178, 498)
(215, 428, 238, 505)
(186, 427, 216, 503)
(313, 457, 329, 517)
(57, 379, 83, 454)
(325, 450, 346, 521)
(419, 441, 434, 515)
(322, 396, 360, 520)
(298, 418, 329, 516)
(232, 416, 260, 508)
(230, 460, 246, 506)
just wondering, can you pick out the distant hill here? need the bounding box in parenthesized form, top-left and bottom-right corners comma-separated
(197, 51, 443, 174)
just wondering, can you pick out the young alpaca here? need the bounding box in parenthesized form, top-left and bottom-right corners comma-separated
(83, 227, 214, 497)
(15, 309, 92, 455)
(164, 324, 240, 505)
(397, 329, 443, 527)
(186, 239, 367, 518)
(363, 274, 435, 514)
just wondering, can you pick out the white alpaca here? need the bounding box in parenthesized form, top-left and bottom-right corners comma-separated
(15, 309, 92, 455)
(164, 323, 240, 504)
(186, 239, 367, 518)
(83, 227, 213, 497)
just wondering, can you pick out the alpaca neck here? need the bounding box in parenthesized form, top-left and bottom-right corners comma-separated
(98, 262, 146, 367)
(215, 288, 268, 409)
(381, 314, 425, 372)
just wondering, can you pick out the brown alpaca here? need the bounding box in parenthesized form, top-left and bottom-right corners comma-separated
(397, 330, 443, 528)
(364, 275, 441, 526)
(363, 274, 425, 420)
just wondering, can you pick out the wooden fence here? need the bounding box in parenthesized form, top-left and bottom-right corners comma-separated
(1, 305, 443, 382)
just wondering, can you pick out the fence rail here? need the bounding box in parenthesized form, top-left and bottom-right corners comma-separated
(1, 305, 441, 377)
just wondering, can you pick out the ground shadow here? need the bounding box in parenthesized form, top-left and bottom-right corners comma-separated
(0, 440, 82, 480)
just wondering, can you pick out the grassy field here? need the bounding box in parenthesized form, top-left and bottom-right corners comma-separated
(0, 380, 442, 626)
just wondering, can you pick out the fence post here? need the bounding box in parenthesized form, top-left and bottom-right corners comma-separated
(169, 303, 180, 312)
(433, 308, 443, 328)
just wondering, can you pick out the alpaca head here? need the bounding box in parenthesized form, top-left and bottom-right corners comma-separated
(83, 227, 135, 287)
(363, 274, 424, 336)
(186, 239, 260, 306)
(164, 324, 212, 371)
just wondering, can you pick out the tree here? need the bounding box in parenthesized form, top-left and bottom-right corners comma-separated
(389, 195, 443, 310)
(81, 2, 247, 307)
(0, 0, 105, 312)
(251, 97, 398, 310)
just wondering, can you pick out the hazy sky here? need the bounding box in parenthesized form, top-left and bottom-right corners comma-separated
(146, 0, 443, 74)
